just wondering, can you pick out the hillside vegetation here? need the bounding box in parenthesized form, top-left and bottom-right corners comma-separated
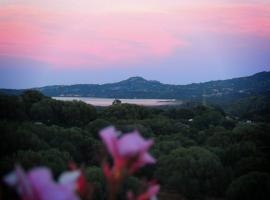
(0, 91, 270, 200)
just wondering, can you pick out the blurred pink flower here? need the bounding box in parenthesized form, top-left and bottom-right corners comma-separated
(137, 184, 160, 200)
(100, 126, 156, 200)
(4, 166, 80, 200)
(100, 126, 155, 174)
(127, 183, 160, 200)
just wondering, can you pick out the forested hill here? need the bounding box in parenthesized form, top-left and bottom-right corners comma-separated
(1, 71, 270, 103)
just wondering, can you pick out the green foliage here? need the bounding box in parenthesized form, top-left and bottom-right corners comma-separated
(85, 119, 111, 139)
(123, 176, 141, 195)
(226, 172, 270, 200)
(153, 133, 196, 158)
(141, 117, 177, 135)
(227, 96, 270, 122)
(21, 90, 45, 103)
(0, 94, 27, 120)
(21, 90, 46, 105)
(102, 104, 150, 120)
(85, 166, 106, 200)
(12, 149, 70, 175)
(0, 121, 48, 158)
(165, 108, 194, 119)
(21, 90, 47, 115)
(61, 100, 97, 126)
(193, 110, 224, 130)
(156, 147, 228, 199)
(30, 99, 61, 124)
(31, 99, 97, 126)
(206, 130, 234, 148)
(1, 91, 270, 200)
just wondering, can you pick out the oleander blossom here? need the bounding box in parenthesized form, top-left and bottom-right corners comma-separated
(100, 127, 158, 200)
(4, 165, 80, 200)
(100, 126, 156, 175)
(137, 184, 160, 200)
(127, 184, 160, 200)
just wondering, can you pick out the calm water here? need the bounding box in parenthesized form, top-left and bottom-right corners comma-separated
(53, 97, 181, 106)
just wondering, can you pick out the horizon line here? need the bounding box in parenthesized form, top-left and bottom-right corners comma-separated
(1, 70, 269, 90)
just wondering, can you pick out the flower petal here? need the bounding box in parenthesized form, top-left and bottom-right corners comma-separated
(99, 126, 119, 158)
(147, 185, 160, 198)
(138, 184, 160, 200)
(140, 153, 156, 166)
(36, 184, 79, 200)
(58, 170, 80, 190)
(16, 166, 35, 200)
(28, 168, 79, 200)
(28, 167, 53, 187)
(118, 131, 153, 157)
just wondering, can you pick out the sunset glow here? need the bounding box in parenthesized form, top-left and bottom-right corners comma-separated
(0, 0, 270, 87)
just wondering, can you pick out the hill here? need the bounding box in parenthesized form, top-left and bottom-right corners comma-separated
(1, 71, 270, 104)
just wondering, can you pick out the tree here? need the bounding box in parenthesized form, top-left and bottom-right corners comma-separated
(165, 108, 194, 120)
(102, 104, 150, 120)
(61, 100, 97, 126)
(226, 172, 270, 200)
(21, 90, 46, 115)
(30, 99, 57, 123)
(30, 99, 97, 126)
(156, 147, 227, 199)
(193, 110, 224, 130)
(0, 94, 27, 120)
(85, 119, 111, 139)
(7, 149, 71, 175)
(142, 117, 177, 135)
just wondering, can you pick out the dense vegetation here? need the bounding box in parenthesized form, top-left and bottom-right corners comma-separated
(1, 90, 270, 200)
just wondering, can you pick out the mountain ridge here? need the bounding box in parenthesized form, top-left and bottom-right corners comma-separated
(1, 71, 270, 105)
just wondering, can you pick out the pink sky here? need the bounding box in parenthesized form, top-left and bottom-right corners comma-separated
(0, 0, 270, 88)
(0, 0, 269, 68)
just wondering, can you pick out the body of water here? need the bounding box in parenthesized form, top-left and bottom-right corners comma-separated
(53, 97, 181, 106)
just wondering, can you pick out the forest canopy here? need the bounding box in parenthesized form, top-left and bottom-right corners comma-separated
(0, 90, 270, 200)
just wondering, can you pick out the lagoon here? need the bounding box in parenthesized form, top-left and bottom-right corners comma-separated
(53, 97, 181, 107)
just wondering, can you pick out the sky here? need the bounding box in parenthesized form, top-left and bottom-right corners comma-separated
(0, 0, 270, 88)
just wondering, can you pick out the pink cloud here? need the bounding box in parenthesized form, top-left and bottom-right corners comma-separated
(196, 4, 270, 37)
(0, 5, 185, 68)
(0, 3, 269, 68)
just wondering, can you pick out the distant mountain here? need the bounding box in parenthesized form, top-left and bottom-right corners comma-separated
(1, 71, 270, 104)
(0, 89, 23, 96)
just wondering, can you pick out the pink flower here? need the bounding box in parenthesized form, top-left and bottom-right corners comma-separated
(100, 127, 157, 200)
(127, 184, 160, 200)
(4, 166, 80, 200)
(100, 127, 155, 174)
(137, 185, 160, 200)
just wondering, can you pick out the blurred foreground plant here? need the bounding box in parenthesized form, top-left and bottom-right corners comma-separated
(3, 126, 159, 200)
(100, 127, 159, 200)
(4, 165, 81, 200)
